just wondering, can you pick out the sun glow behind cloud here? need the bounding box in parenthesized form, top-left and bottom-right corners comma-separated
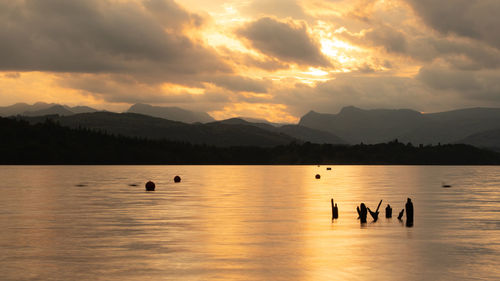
(1, 0, 500, 121)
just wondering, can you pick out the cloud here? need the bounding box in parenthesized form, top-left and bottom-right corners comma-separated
(237, 17, 331, 67)
(0, 0, 229, 83)
(207, 75, 270, 93)
(405, 0, 500, 49)
(270, 73, 482, 116)
(339, 22, 500, 71)
(417, 65, 500, 102)
(143, 0, 204, 30)
(243, 0, 309, 20)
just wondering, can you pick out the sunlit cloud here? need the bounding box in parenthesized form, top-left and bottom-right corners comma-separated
(1, 0, 500, 122)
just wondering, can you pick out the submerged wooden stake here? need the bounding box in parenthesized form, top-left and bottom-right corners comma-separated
(331, 199, 334, 220)
(331, 198, 339, 219)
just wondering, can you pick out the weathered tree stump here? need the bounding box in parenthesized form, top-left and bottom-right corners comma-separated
(357, 203, 367, 223)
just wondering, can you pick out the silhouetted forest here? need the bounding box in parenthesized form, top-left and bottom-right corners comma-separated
(2, 117, 500, 165)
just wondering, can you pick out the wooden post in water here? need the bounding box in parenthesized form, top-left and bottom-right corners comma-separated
(334, 203, 339, 219)
(375, 200, 383, 213)
(331, 199, 334, 220)
(385, 204, 392, 218)
(331, 198, 339, 220)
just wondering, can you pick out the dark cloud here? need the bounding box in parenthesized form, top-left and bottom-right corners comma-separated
(143, 0, 204, 30)
(405, 0, 500, 49)
(208, 75, 269, 93)
(364, 25, 408, 53)
(0, 0, 229, 82)
(237, 17, 331, 67)
(417, 65, 500, 101)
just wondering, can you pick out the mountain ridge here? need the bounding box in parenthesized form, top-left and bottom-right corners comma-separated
(299, 106, 500, 146)
(127, 103, 214, 124)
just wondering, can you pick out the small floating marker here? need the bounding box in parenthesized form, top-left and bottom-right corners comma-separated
(315, 174, 321, 179)
(326, 167, 332, 170)
(145, 181, 155, 191)
(442, 183, 452, 188)
(129, 184, 138, 187)
(174, 176, 181, 183)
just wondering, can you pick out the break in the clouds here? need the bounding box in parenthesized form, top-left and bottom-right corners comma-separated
(1, 0, 500, 122)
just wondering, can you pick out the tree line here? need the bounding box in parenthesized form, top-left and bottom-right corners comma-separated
(2, 117, 500, 165)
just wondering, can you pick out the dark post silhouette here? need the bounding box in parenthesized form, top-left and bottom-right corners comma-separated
(385, 204, 392, 218)
(405, 198, 414, 227)
(357, 203, 368, 223)
(397, 209, 404, 220)
(331, 199, 334, 220)
(331, 199, 339, 219)
(367, 200, 382, 221)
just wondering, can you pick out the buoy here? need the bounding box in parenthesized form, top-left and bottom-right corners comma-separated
(174, 176, 181, 183)
(315, 174, 321, 179)
(145, 181, 155, 191)
(326, 167, 332, 170)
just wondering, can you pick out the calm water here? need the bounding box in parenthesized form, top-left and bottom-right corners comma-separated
(0, 166, 499, 280)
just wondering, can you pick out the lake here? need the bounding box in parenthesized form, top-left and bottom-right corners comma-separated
(0, 166, 498, 280)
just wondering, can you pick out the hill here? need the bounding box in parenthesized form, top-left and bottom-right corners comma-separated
(459, 129, 500, 151)
(17, 112, 296, 147)
(299, 106, 500, 145)
(214, 118, 346, 144)
(127, 103, 214, 123)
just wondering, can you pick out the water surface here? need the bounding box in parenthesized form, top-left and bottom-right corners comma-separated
(0, 166, 498, 280)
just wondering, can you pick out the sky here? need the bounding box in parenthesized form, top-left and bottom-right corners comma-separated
(1, 0, 500, 122)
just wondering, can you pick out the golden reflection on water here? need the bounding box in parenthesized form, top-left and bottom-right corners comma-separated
(0, 166, 499, 280)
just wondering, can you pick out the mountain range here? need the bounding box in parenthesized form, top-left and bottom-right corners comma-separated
(0, 102, 214, 124)
(3, 102, 500, 149)
(299, 106, 500, 148)
(0, 102, 98, 117)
